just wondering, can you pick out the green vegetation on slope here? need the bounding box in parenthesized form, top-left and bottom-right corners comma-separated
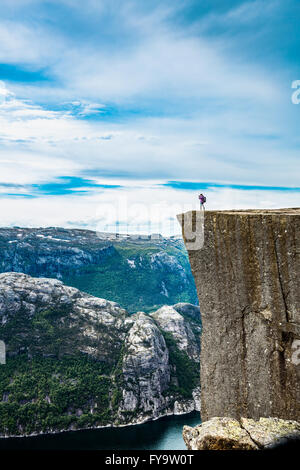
(1, 303, 124, 367)
(0, 355, 112, 436)
(161, 331, 199, 399)
(63, 241, 197, 313)
(0, 323, 199, 435)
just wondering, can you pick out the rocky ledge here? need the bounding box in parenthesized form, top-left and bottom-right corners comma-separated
(183, 417, 300, 450)
(179, 208, 300, 421)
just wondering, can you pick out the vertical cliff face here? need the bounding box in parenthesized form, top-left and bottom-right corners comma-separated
(179, 209, 300, 422)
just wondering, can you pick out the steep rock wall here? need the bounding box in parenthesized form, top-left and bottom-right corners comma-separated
(179, 209, 300, 421)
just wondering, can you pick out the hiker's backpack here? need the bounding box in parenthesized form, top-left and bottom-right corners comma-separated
(203, 196, 206, 203)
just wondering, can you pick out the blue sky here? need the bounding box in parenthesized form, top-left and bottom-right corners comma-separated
(0, 0, 299, 233)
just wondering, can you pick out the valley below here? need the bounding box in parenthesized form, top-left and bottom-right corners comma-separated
(0, 227, 197, 313)
(0, 228, 201, 440)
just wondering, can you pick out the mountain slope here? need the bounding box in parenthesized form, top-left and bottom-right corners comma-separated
(0, 228, 197, 313)
(0, 273, 200, 437)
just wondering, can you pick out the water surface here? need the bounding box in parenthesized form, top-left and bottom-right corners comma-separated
(0, 412, 201, 450)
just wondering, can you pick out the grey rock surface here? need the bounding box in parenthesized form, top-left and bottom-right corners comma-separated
(151, 305, 201, 361)
(240, 416, 300, 448)
(172, 303, 201, 323)
(183, 416, 300, 450)
(179, 209, 300, 421)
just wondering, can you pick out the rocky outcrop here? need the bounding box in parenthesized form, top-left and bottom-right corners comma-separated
(172, 303, 201, 324)
(179, 209, 300, 422)
(0, 272, 200, 436)
(183, 417, 300, 450)
(151, 305, 201, 361)
(150, 251, 189, 283)
(0, 272, 127, 362)
(121, 313, 171, 418)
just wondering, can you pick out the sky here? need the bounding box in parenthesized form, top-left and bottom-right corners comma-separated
(0, 0, 299, 234)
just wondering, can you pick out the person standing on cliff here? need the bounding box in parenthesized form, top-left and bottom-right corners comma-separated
(199, 193, 206, 210)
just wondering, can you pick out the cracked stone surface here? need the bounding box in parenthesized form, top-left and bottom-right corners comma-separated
(240, 417, 300, 448)
(183, 417, 258, 450)
(183, 416, 300, 450)
(179, 209, 300, 421)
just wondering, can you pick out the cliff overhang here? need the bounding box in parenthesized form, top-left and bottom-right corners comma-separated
(178, 208, 300, 422)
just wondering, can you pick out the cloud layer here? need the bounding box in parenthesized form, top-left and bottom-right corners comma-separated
(0, 0, 299, 231)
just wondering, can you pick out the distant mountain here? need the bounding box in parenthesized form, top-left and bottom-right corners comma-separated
(0, 228, 197, 313)
(0, 273, 200, 437)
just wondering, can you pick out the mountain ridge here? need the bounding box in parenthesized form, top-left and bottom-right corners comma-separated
(0, 227, 197, 313)
(0, 272, 200, 437)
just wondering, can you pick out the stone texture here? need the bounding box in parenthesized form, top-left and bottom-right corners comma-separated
(150, 304, 201, 361)
(179, 209, 300, 421)
(183, 417, 258, 450)
(172, 303, 201, 323)
(240, 417, 300, 448)
(183, 416, 300, 450)
(121, 312, 171, 417)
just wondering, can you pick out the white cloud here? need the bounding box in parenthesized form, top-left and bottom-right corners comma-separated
(225, 0, 281, 24)
(0, 1, 284, 108)
(0, 150, 81, 185)
(0, 80, 299, 189)
(0, 185, 299, 236)
(0, 0, 299, 232)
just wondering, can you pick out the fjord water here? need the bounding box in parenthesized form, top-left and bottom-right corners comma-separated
(0, 412, 200, 450)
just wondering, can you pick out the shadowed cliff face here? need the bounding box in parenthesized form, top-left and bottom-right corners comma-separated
(179, 208, 300, 421)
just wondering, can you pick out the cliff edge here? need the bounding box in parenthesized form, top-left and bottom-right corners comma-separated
(179, 208, 300, 422)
